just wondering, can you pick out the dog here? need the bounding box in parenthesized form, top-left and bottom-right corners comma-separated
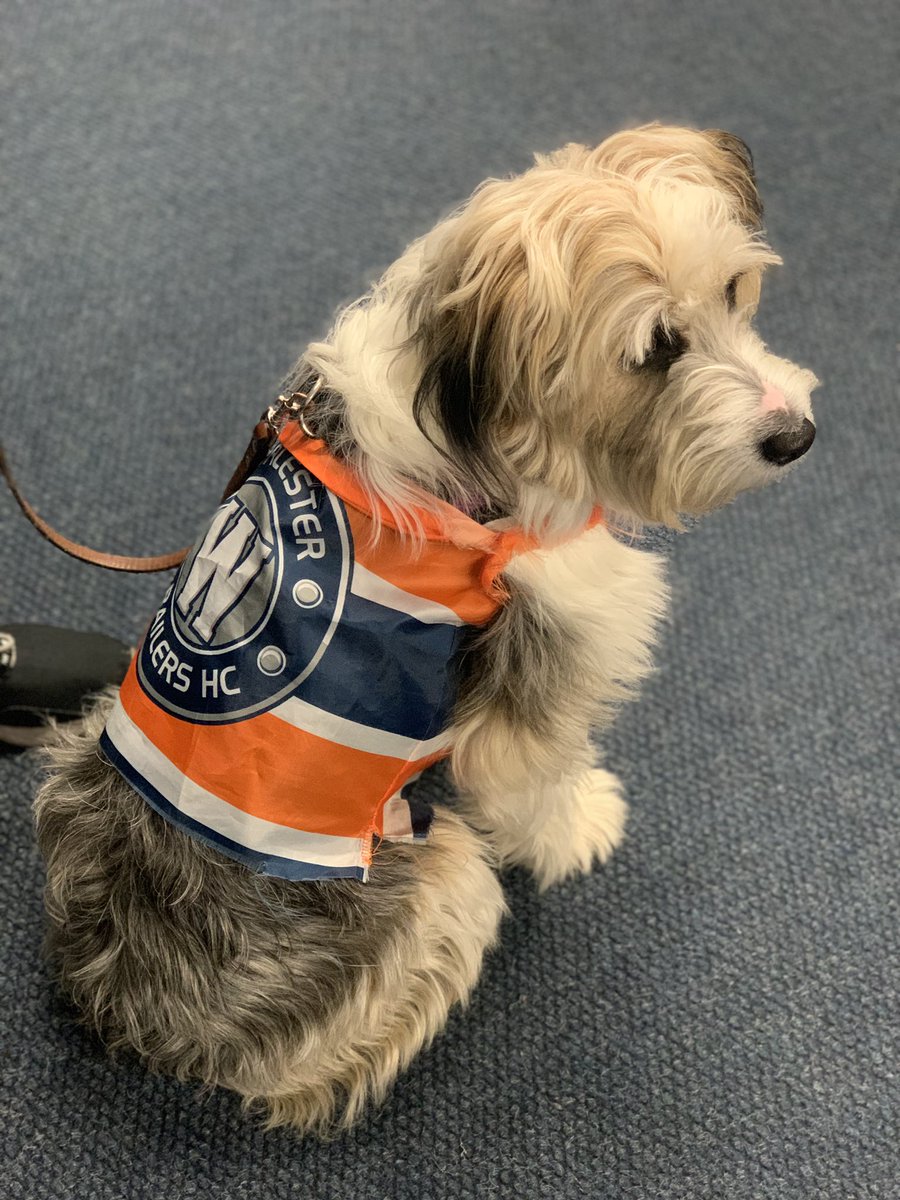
(34, 123, 818, 1134)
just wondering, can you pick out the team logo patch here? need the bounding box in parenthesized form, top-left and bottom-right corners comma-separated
(136, 442, 352, 722)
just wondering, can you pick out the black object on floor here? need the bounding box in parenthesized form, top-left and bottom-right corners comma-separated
(0, 624, 131, 749)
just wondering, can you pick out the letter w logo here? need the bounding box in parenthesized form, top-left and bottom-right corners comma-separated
(175, 497, 275, 645)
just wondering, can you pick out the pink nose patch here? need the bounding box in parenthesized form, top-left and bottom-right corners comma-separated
(760, 384, 788, 413)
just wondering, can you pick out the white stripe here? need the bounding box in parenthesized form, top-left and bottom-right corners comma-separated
(350, 562, 465, 626)
(271, 694, 452, 761)
(381, 791, 414, 841)
(104, 701, 365, 868)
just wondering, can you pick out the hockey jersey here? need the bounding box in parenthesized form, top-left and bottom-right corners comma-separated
(101, 422, 598, 881)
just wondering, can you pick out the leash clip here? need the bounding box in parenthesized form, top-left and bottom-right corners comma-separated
(1, 372, 329, 573)
(267, 375, 324, 437)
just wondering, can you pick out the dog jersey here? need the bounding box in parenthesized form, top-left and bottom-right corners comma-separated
(100, 423, 599, 882)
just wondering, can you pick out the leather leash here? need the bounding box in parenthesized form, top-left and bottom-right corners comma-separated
(0, 386, 319, 573)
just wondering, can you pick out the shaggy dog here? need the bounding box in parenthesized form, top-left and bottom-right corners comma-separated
(34, 124, 817, 1134)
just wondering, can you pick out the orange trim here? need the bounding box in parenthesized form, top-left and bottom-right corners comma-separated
(280, 427, 603, 618)
(479, 507, 604, 595)
(345, 507, 504, 625)
(119, 666, 443, 838)
(282, 425, 512, 552)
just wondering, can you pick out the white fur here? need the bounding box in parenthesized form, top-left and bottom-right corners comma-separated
(453, 523, 669, 885)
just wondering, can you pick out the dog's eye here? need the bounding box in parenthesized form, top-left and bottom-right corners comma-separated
(640, 324, 688, 372)
(725, 274, 741, 310)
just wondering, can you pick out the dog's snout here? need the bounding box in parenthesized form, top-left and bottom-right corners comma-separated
(758, 418, 816, 466)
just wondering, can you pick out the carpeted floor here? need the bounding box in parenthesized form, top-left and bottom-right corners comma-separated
(1, 2, 897, 1197)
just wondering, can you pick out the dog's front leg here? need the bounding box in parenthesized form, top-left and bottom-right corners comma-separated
(451, 524, 669, 889)
(457, 742, 629, 891)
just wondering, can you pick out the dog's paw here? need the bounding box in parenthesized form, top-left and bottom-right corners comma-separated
(529, 767, 628, 891)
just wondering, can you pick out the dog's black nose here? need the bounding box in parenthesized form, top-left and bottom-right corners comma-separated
(758, 418, 816, 466)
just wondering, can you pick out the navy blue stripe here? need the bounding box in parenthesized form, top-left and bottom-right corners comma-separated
(259, 456, 462, 739)
(295, 589, 464, 740)
(99, 730, 366, 882)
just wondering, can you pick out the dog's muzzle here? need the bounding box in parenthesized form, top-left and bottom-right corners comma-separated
(758, 418, 816, 466)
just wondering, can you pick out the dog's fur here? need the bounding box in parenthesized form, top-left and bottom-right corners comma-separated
(35, 124, 817, 1134)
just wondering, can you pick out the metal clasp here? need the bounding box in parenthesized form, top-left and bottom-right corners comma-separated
(266, 375, 324, 436)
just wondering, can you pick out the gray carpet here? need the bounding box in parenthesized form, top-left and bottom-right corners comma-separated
(2, 2, 897, 1197)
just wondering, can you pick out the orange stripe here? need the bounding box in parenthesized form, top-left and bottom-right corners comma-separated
(119, 666, 442, 838)
(345, 507, 504, 625)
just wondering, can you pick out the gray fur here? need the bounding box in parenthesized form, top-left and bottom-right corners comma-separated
(455, 577, 588, 742)
(35, 692, 504, 1134)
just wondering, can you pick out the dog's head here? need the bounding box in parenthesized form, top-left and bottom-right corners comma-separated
(406, 123, 818, 529)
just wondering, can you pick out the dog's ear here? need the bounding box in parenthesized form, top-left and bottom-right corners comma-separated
(405, 176, 588, 513)
(410, 282, 514, 508)
(702, 129, 764, 230)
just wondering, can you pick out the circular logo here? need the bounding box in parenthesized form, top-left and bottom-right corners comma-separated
(136, 444, 352, 723)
